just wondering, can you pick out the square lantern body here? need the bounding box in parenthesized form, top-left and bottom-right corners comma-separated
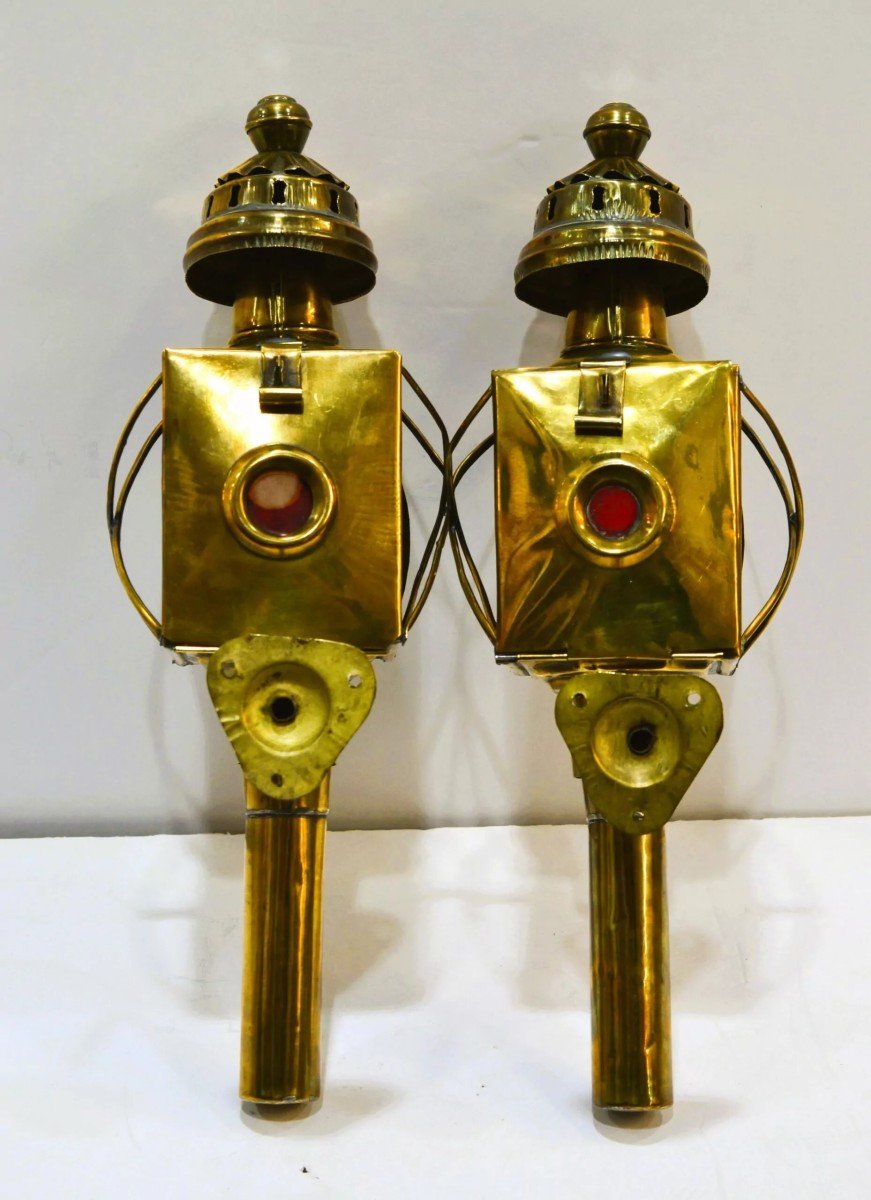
(162, 347, 402, 654)
(494, 359, 742, 668)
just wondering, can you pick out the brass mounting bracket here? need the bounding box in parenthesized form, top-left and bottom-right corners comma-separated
(206, 634, 376, 803)
(575, 363, 625, 436)
(554, 670, 723, 835)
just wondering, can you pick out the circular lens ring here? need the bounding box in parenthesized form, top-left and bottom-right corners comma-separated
(558, 453, 674, 568)
(222, 445, 337, 559)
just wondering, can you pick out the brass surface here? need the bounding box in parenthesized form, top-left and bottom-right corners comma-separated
(207, 635, 375, 803)
(494, 357, 742, 665)
(563, 273, 671, 359)
(108, 95, 453, 1118)
(162, 345, 402, 653)
(185, 96, 376, 307)
(241, 784, 327, 1105)
(555, 672, 723, 836)
(447, 98, 805, 1122)
(589, 819, 671, 1110)
(231, 275, 338, 347)
(515, 103, 709, 317)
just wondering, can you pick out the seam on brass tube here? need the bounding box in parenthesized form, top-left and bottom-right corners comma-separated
(246, 809, 328, 819)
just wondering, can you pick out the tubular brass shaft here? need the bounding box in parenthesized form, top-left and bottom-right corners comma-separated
(588, 816, 672, 1110)
(240, 777, 328, 1105)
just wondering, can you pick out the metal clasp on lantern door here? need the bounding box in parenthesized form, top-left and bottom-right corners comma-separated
(260, 341, 304, 413)
(574, 363, 625, 436)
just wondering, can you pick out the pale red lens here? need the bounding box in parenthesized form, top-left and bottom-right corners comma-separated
(243, 468, 314, 536)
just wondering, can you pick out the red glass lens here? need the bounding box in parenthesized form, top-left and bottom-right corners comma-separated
(243, 468, 314, 536)
(585, 483, 641, 539)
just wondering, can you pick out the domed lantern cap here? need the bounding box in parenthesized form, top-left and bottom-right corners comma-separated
(184, 95, 377, 306)
(514, 102, 710, 316)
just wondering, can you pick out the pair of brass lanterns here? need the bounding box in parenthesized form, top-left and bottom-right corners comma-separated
(108, 95, 802, 1116)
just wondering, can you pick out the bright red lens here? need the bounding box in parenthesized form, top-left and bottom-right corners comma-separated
(585, 483, 641, 539)
(243, 468, 314, 536)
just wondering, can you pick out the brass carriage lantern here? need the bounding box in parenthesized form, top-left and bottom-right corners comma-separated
(108, 96, 448, 1109)
(451, 102, 803, 1112)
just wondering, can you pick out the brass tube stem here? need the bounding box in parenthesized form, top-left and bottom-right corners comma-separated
(563, 272, 671, 359)
(240, 777, 329, 1105)
(231, 273, 338, 347)
(588, 816, 672, 1110)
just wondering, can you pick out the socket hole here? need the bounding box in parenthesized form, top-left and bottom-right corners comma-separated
(627, 722, 657, 757)
(269, 695, 298, 726)
(572, 692, 587, 708)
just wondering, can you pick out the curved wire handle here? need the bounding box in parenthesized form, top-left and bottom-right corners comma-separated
(106, 374, 164, 641)
(448, 385, 497, 642)
(400, 366, 452, 636)
(739, 376, 804, 652)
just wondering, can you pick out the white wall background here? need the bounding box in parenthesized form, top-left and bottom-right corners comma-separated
(1, 0, 868, 834)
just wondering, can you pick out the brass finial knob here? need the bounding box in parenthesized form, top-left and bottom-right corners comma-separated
(583, 102, 651, 160)
(245, 94, 313, 152)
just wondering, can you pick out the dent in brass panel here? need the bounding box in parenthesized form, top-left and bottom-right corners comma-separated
(494, 359, 741, 663)
(162, 346, 402, 652)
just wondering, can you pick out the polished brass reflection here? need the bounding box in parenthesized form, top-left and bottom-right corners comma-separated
(589, 819, 671, 1110)
(108, 96, 448, 1109)
(451, 101, 803, 1114)
(241, 782, 327, 1105)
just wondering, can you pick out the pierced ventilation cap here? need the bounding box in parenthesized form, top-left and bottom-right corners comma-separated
(514, 102, 710, 317)
(184, 95, 377, 307)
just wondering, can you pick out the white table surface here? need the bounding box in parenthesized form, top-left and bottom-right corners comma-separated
(1, 818, 868, 1198)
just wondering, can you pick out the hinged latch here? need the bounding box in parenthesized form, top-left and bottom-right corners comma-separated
(575, 364, 625, 436)
(259, 342, 304, 413)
